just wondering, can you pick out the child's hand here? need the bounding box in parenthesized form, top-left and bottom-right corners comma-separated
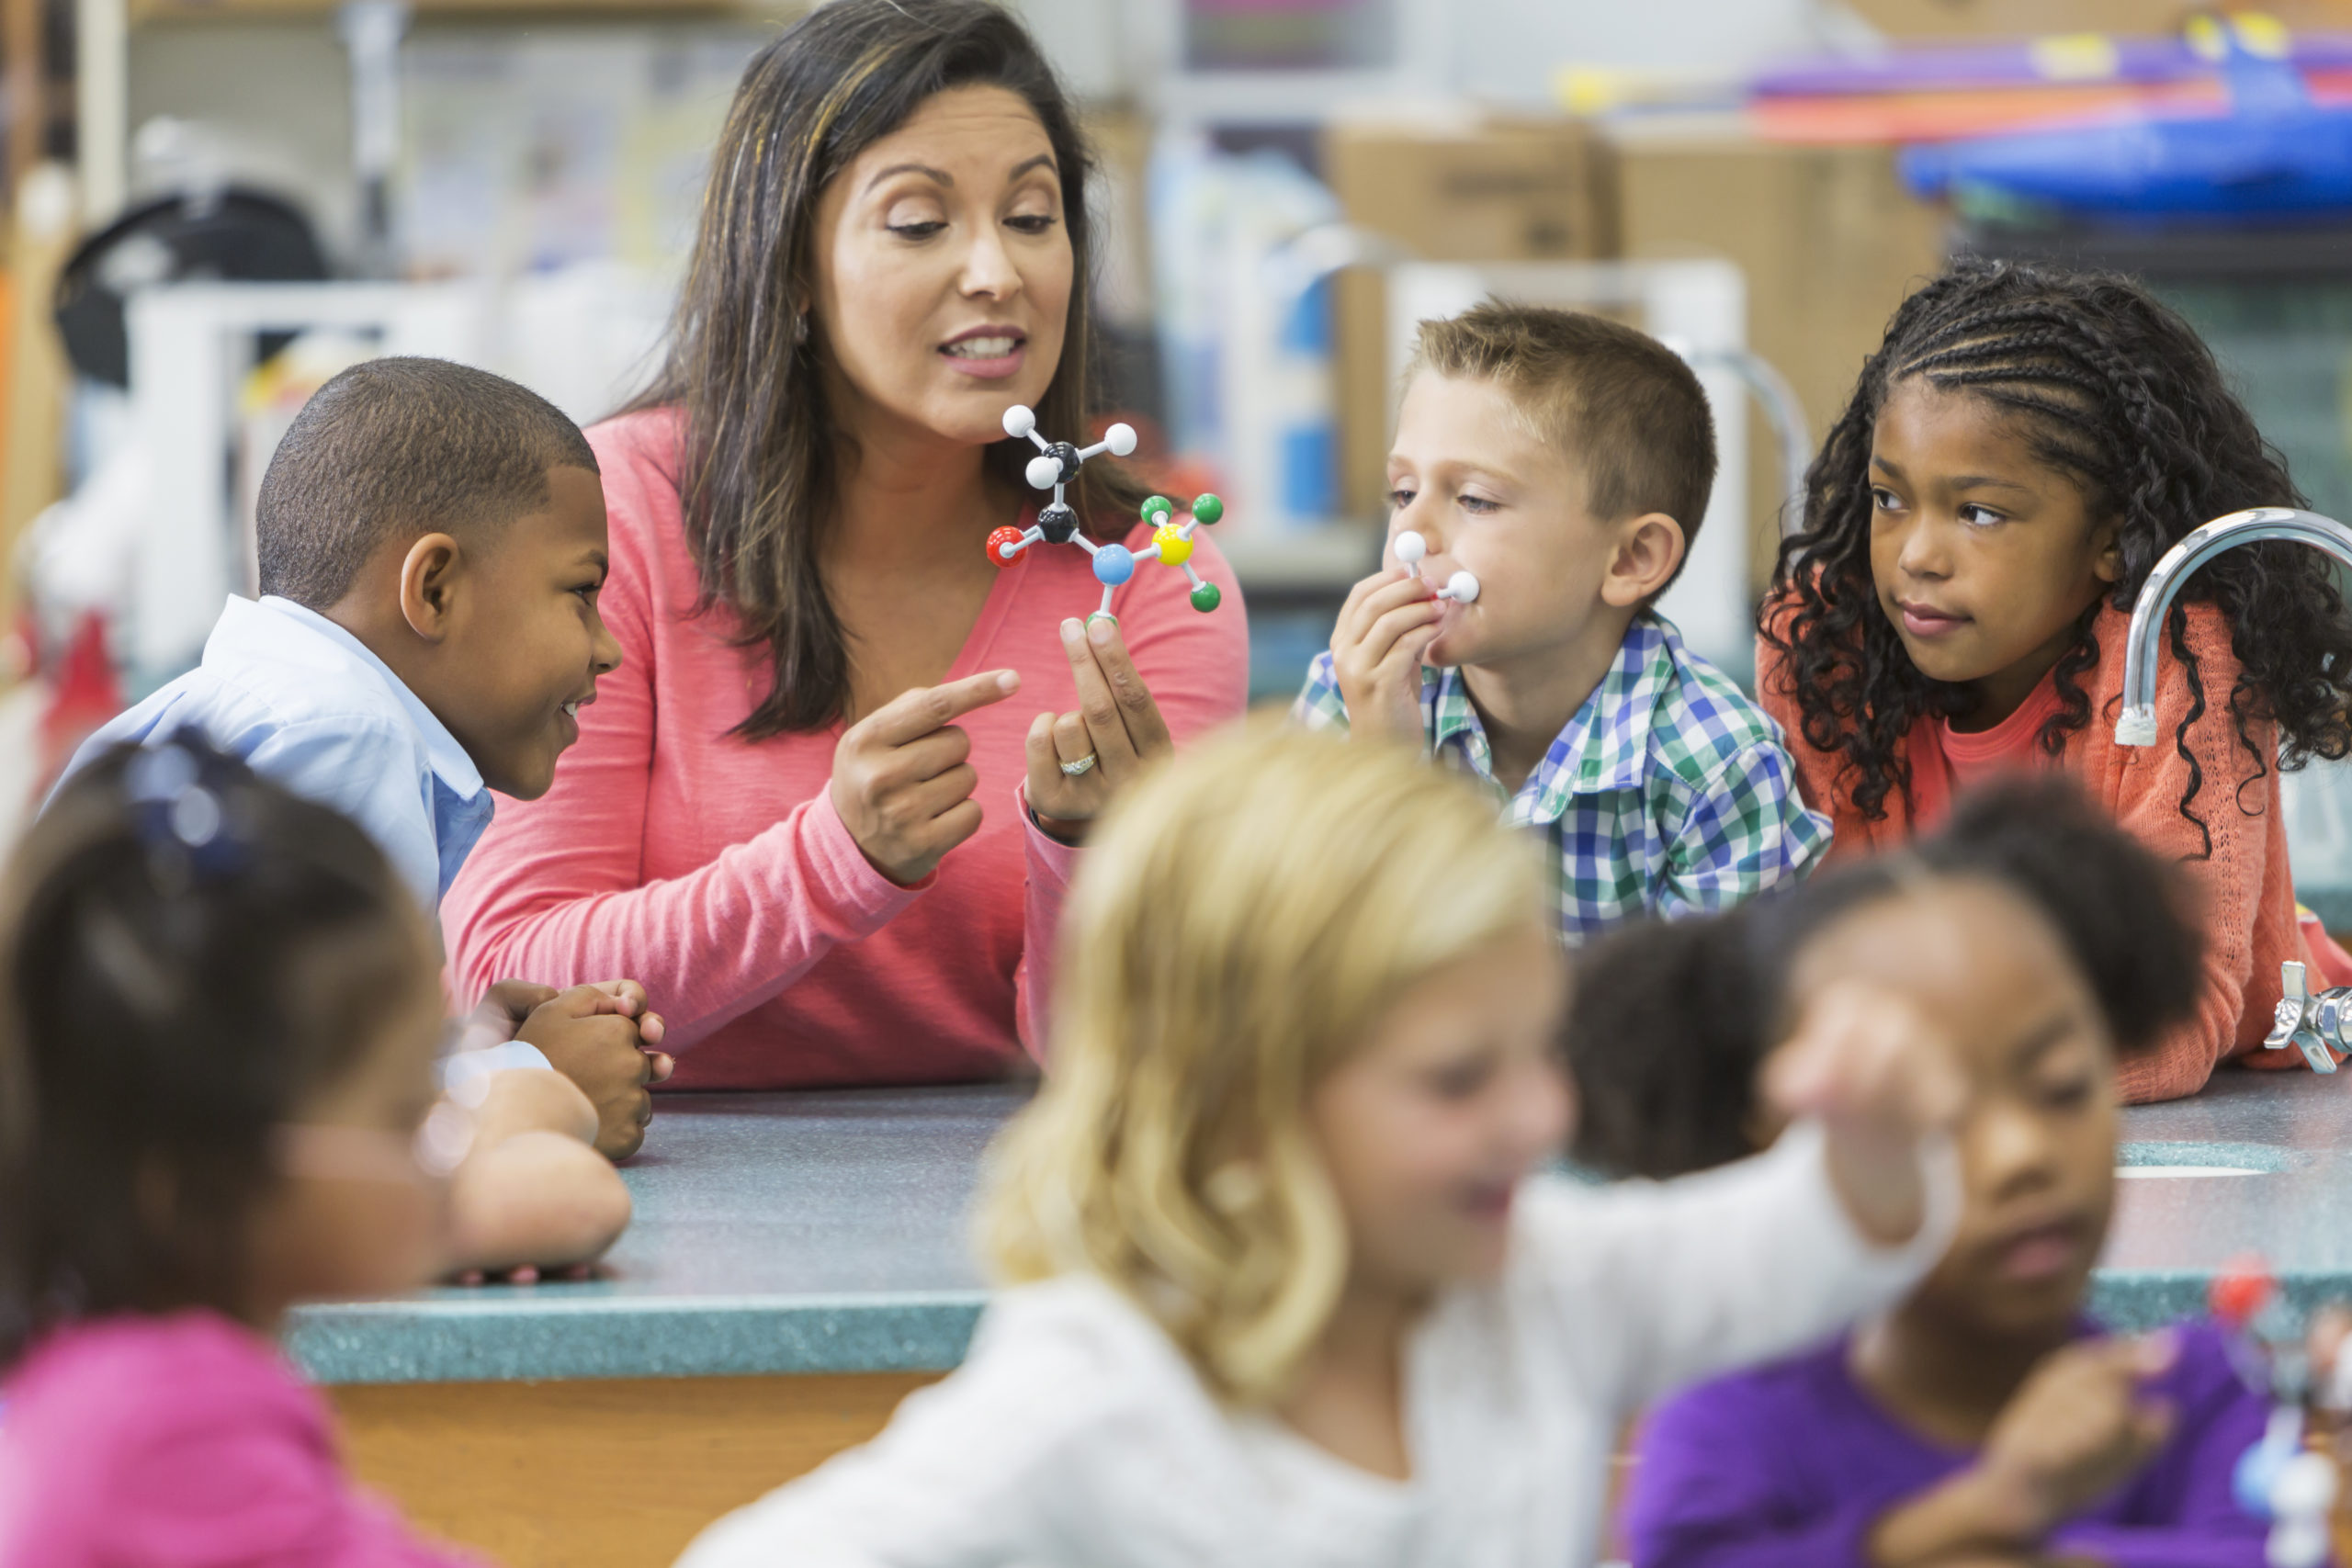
(1760, 980, 1965, 1247)
(1866, 1337, 2176, 1565)
(1329, 567, 1442, 743)
(516, 981, 673, 1161)
(469, 978, 556, 1044)
(1023, 616, 1174, 843)
(445, 1069, 633, 1278)
(831, 669, 1021, 885)
(1974, 1336, 2178, 1540)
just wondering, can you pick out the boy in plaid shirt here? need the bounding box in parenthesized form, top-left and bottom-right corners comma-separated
(1295, 301, 1828, 942)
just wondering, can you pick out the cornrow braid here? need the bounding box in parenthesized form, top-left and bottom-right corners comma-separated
(1763, 257, 2352, 851)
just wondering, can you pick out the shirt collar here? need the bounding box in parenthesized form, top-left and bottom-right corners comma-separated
(1426, 615, 1676, 825)
(215, 596, 487, 802)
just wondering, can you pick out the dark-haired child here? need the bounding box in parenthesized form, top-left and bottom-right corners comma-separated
(1760, 258, 2352, 1101)
(1297, 301, 1827, 942)
(66, 356, 669, 1161)
(1572, 782, 2278, 1567)
(0, 740, 629, 1564)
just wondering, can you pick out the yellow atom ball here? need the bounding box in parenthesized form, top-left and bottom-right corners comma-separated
(1153, 523, 1193, 566)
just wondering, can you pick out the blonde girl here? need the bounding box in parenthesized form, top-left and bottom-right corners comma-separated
(681, 726, 1963, 1568)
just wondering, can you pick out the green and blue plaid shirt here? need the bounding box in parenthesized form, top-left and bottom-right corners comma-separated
(1294, 612, 1831, 944)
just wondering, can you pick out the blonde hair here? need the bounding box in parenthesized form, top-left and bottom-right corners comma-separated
(980, 724, 1545, 1404)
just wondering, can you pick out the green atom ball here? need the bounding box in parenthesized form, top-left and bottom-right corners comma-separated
(1190, 493, 1224, 525)
(1140, 494, 1175, 523)
(1189, 581, 1222, 614)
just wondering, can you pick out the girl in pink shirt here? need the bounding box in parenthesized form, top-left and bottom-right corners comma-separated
(442, 1, 1250, 1089)
(0, 741, 514, 1567)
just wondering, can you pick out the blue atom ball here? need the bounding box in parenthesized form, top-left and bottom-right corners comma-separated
(1093, 545, 1136, 586)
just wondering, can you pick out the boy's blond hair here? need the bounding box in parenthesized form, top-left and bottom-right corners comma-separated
(1411, 300, 1716, 581)
(981, 724, 1546, 1405)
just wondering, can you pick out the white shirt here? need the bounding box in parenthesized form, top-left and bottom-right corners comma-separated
(677, 1123, 1955, 1568)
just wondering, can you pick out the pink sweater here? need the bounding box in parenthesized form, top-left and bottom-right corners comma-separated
(0, 1311, 481, 1568)
(441, 410, 1250, 1089)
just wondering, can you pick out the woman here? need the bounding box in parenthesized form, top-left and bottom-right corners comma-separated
(442, 0, 1248, 1089)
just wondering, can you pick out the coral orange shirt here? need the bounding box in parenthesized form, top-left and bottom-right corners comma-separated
(1758, 597, 2336, 1104)
(441, 409, 1250, 1090)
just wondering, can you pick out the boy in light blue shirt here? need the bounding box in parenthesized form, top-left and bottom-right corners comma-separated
(66, 358, 664, 1168)
(95, 593, 496, 911)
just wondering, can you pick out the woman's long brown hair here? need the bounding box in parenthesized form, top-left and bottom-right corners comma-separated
(630, 0, 1135, 736)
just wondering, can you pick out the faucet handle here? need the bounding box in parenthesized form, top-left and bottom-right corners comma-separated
(2268, 961, 2345, 1073)
(2267, 961, 2311, 1049)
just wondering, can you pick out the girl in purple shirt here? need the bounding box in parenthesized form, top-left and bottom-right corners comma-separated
(0, 740, 498, 1567)
(1572, 780, 2281, 1568)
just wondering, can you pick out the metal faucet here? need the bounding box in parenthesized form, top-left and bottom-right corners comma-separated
(2115, 507, 2352, 747)
(2114, 506, 2352, 1074)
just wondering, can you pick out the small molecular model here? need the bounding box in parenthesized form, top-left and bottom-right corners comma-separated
(1392, 531, 1480, 604)
(2211, 1257, 2342, 1567)
(985, 405, 1227, 624)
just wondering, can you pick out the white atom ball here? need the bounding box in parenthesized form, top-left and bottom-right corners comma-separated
(1104, 423, 1137, 457)
(2275, 1451, 2339, 1516)
(1002, 405, 1037, 439)
(1025, 453, 1062, 491)
(1394, 531, 1428, 567)
(1445, 570, 1481, 604)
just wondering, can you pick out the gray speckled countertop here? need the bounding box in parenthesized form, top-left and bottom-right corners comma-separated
(2092, 1066, 2352, 1328)
(286, 1085, 1023, 1385)
(286, 1066, 2352, 1384)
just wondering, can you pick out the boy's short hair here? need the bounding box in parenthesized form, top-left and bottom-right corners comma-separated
(255, 357, 599, 610)
(1411, 301, 1716, 574)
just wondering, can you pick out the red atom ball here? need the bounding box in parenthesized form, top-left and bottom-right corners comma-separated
(2209, 1254, 2277, 1327)
(986, 525, 1026, 568)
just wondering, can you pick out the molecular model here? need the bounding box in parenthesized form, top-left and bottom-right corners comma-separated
(2211, 1258, 2343, 1567)
(985, 405, 1227, 623)
(1392, 531, 1480, 604)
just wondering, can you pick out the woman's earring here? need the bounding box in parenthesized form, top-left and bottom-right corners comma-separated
(792, 310, 810, 348)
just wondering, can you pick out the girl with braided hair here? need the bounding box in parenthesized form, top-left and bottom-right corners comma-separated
(1758, 257, 2352, 1103)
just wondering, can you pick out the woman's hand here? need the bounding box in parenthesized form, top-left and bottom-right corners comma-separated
(1761, 979, 1966, 1247)
(831, 669, 1021, 885)
(1330, 567, 1442, 743)
(1024, 616, 1174, 841)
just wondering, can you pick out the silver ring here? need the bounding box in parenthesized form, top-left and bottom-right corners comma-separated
(1059, 752, 1099, 777)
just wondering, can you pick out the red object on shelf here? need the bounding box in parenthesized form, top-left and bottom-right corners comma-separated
(2210, 1254, 2278, 1329)
(36, 610, 124, 798)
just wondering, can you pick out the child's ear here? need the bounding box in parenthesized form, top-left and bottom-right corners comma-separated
(1600, 513, 1686, 609)
(398, 534, 467, 642)
(2091, 514, 2126, 585)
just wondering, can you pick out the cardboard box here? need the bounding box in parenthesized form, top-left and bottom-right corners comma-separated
(1325, 115, 1619, 517)
(1613, 128, 1949, 585)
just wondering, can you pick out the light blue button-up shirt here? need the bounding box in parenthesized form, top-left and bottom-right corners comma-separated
(64, 595, 495, 911)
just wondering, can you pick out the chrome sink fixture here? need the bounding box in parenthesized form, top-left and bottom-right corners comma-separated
(2115, 508, 2352, 748)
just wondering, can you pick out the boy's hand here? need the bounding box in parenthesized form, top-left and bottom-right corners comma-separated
(470, 978, 556, 1044)
(1329, 567, 1443, 744)
(1024, 616, 1174, 842)
(832, 670, 1020, 886)
(1760, 980, 1965, 1247)
(517, 981, 673, 1161)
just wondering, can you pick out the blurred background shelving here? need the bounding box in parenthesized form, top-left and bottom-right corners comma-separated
(5, 0, 2352, 810)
